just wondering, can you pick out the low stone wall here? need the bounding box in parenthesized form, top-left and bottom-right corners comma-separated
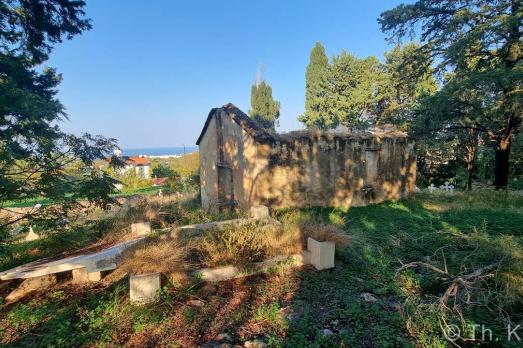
(247, 135, 416, 209)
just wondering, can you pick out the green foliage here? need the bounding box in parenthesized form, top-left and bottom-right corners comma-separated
(298, 43, 436, 129)
(380, 0, 522, 188)
(165, 173, 199, 193)
(118, 169, 151, 190)
(326, 52, 389, 128)
(250, 81, 281, 131)
(0, 0, 121, 230)
(299, 42, 330, 128)
(151, 163, 177, 178)
(381, 43, 437, 128)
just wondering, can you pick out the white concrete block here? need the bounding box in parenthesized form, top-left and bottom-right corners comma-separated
(195, 253, 310, 282)
(131, 222, 152, 235)
(307, 237, 335, 270)
(250, 205, 270, 219)
(72, 268, 102, 283)
(130, 273, 161, 304)
(88, 271, 102, 282)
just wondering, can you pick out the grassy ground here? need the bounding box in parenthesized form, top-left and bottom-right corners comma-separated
(0, 191, 522, 347)
(2, 186, 163, 208)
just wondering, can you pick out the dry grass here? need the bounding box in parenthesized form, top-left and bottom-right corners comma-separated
(116, 237, 190, 282)
(191, 220, 351, 268)
(191, 222, 301, 267)
(93, 193, 216, 246)
(298, 222, 352, 248)
(83, 195, 352, 279)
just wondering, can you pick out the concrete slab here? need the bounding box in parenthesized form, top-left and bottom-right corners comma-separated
(307, 238, 335, 270)
(6, 274, 57, 302)
(0, 238, 144, 280)
(195, 252, 309, 282)
(130, 273, 161, 304)
(131, 222, 151, 235)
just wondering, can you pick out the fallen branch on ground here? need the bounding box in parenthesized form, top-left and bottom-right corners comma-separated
(396, 261, 500, 307)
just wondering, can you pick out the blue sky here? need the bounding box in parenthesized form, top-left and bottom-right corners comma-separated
(48, 0, 406, 148)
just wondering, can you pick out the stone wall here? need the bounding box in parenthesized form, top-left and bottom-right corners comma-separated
(198, 115, 219, 210)
(198, 105, 416, 212)
(239, 133, 416, 209)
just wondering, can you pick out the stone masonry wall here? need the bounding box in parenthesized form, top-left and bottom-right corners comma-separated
(199, 109, 416, 212)
(244, 134, 416, 209)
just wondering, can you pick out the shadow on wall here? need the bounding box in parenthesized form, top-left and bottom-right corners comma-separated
(197, 104, 416, 213)
(244, 135, 416, 210)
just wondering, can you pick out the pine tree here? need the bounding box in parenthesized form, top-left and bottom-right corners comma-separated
(249, 80, 280, 132)
(299, 42, 329, 128)
(0, 0, 120, 230)
(380, 0, 522, 188)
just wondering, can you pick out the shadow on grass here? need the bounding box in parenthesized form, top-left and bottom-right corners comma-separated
(1, 192, 522, 347)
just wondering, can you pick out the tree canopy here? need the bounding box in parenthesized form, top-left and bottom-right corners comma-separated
(299, 42, 330, 128)
(298, 42, 436, 130)
(249, 80, 281, 131)
(0, 0, 120, 230)
(379, 0, 522, 188)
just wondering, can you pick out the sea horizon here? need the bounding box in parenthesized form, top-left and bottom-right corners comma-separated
(122, 146, 198, 157)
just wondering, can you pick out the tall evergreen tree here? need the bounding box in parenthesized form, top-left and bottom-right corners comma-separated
(249, 80, 280, 132)
(0, 0, 120, 230)
(299, 42, 329, 128)
(319, 51, 390, 128)
(380, 43, 437, 128)
(379, 0, 522, 189)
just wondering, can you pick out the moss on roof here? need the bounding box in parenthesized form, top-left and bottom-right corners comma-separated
(196, 103, 408, 146)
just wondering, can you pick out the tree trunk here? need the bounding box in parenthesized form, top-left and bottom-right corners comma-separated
(467, 161, 474, 191)
(494, 140, 510, 189)
(464, 128, 479, 191)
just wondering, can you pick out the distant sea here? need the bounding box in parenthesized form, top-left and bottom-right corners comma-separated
(122, 146, 197, 158)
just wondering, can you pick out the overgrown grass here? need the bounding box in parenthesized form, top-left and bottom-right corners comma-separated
(0, 194, 239, 273)
(275, 190, 523, 347)
(0, 190, 521, 347)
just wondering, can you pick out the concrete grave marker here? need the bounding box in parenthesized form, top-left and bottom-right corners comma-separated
(72, 267, 103, 284)
(131, 222, 152, 236)
(25, 226, 41, 242)
(130, 273, 161, 304)
(307, 237, 335, 270)
(440, 181, 455, 194)
(250, 205, 270, 219)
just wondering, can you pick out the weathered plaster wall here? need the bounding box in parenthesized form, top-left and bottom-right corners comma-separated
(199, 110, 416, 212)
(243, 135, 415, 209)
(199, 116, 218, 211)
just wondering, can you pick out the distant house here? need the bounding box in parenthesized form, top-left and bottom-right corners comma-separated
(122, 156, 151, 178)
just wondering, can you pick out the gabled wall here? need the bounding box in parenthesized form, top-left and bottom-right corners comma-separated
(199, 116, 219, 211)
(198, 106, 416, 212)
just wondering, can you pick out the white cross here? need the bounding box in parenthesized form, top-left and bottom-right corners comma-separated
(440, 181, 454, 194)
(428, 183, 437, 193)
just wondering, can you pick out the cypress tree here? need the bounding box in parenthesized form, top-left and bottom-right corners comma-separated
(299, 42, 329, 128)
(249, 81, 280, 132)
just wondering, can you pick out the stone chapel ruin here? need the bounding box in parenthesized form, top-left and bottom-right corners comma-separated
(196, 103, 416, 212)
